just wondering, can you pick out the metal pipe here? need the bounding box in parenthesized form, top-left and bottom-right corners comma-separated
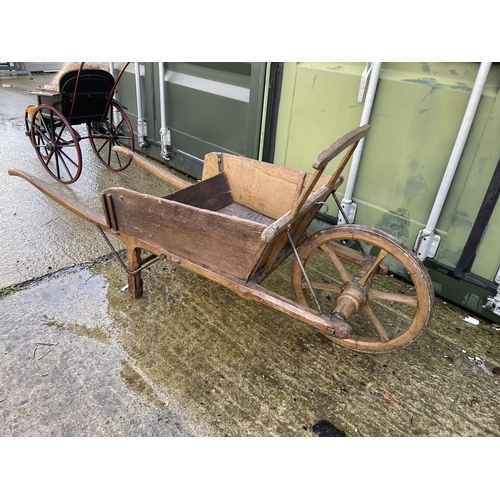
(109, 62, 121, 125)
(425, 62, 491, 234)
(338, 62, 382, 224)
(414, 62, 492, 260)
(158, 62, 172, 160)
(258, 62, 272, 161)
(134, 62, 148, 149)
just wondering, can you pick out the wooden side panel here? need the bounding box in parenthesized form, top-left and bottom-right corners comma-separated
(202, 153, 330, 220)
(164, 173, 232, 211)
(101, 187, 267, 281)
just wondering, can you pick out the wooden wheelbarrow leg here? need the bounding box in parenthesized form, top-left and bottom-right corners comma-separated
(126, 245, 143, 298)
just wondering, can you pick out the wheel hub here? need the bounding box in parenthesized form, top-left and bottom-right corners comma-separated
(334, 281, 368, 319)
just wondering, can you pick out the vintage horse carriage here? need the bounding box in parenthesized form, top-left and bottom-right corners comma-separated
(24, 62, 134, 183)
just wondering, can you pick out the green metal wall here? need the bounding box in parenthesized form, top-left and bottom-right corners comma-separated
(114, 62, 266, 179)
(112, 61, 500, 320)
(273, 62, 500, 320)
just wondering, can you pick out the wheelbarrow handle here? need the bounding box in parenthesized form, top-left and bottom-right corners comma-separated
(112, 146, 192, 191)
(313, 124, 370, 172)
(8, 169, 108, 227)
(289, 124, 370, 219)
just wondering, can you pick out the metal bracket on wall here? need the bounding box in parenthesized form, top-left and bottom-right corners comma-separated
(337, 200, 357, 225)
(483, 268, 500, 317)
(137, 118, 148, 149)
(414, 229, 441, 261)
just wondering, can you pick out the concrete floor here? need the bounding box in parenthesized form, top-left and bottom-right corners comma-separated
(1, 73, 500, 438)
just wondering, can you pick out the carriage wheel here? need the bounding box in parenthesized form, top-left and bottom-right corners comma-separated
(291, 225, 434, 353)
(25, 106, 49, 159)
(30, 105, 83, 184)
(87, 102, 134, 171)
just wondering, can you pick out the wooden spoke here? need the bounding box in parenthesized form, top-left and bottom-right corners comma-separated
(30, 106, 82, 184)
(357, 249, 388, 286)
(368, 289, 418, 307)
(361, 303, 390, 342)
(301, 281, 344, 294)
(321, 243, 353, 283)
(88, 102, 134, 171)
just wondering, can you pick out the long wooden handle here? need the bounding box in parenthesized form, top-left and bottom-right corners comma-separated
(313, 124, 370, 171)
(112, 146, 192, 191)
(289, 124, 370, 219)
(8, 169, 108, 227)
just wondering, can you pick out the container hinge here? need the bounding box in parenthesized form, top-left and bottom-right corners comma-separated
(414, 229, 441, 261)
(137, 118, 148, 149)
(160, 127, 172, 160)
(217, 153, 223, 173)
(483, 268, 500, 317)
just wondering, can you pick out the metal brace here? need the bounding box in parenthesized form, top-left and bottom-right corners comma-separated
(286, 227, 323, 314)
(414, 229, 441, 261)
(96, 223, 165, 276)
(483, 267, 500, 317)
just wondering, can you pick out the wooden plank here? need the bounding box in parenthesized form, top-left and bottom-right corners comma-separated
(261, 184, 331, 243)
(164, 173, 232, 211)
(202, 153, 330, 220)
(101, 187, 268, 281)
(217, 203, 275, 226)
(8, 169, 107, 227)
(113, 146, 192, 191)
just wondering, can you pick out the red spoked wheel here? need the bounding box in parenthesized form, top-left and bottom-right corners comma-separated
(87, 101, 134, 171)
(29, 105, 83, 184)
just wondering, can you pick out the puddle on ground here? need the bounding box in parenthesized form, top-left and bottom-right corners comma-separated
(0, 264, 192, 436)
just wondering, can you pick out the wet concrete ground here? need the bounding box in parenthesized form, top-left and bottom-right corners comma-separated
(1, 73, 500, 438)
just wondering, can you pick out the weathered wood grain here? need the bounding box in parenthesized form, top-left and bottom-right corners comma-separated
(164, 173, 232, 211)
(101, 187, 268, 281)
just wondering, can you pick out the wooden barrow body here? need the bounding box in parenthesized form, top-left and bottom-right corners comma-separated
(9, 124, 435, 353)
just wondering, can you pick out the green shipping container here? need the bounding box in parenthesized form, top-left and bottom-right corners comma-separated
(113, 61, 500, 322)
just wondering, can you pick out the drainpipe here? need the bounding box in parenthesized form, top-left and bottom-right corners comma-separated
(134, 62, 148, 149)
(258, 62, 272, 161)
(109, 62, 121, 125)
(414, 62, 492, 261)
(158, 62, 172, 160)
(338, 62, 382, 224)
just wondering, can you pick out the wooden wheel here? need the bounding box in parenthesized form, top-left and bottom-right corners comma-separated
(87, 101, 134, 171)
(291, 225, 434, 353)
(30, 105, 82, 184)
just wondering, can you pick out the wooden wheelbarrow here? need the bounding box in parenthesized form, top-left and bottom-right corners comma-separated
(9, 124, 434, 353)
